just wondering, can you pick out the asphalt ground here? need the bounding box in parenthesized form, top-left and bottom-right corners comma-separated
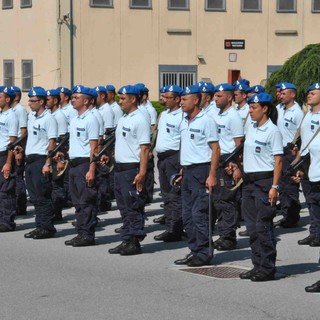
(1, 187, 319, 320)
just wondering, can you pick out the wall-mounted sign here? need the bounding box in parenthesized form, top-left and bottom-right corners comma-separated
(224, 39, 245, 50)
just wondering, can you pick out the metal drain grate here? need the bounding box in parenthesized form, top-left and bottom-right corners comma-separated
(179, 266, 249, 279)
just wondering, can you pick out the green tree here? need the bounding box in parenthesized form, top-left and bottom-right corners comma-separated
(265, 43, 320, 106)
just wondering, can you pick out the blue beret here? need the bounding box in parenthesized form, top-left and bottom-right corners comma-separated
(233, 79, 250, 87)
(200, 82, 215, 93)
(72, 85, 92, 95)
(118, 85, 140, 95)
(0, 86, 16, 98)
(95, 86, 107, 93)
(274, 83, 282, 89)
(234, 83, 249, 92)
(59, 87, 72, 96)
(28, 86, 47, 97)
(196, 81, 205, 88)
(246, 85, 265, 94)
(159, 86, 167, 93)
(307, 83, 320, 92)
(135, 83, 146, 93)
(46, 89, 60, 96)
(10, 86, 21, 93)
(105, 85, 116, 91)
(165, 85, 182, 94)
(181, 85, 202, 96)
(215, 83, 235, 92)
(279, 82, 296, 91)
(248, 93, 273, 104)
(90, 88, 98, 97)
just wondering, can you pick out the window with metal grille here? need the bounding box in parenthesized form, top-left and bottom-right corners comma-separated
(22, 60, 33, 91)
(159, 65, 197, 89)
(21, 0, 32, 8)
(3, 60, 14, 87)
(168, 0, 189, 10)
(277, 0, 296, 12)
(312, 0, 320, 12)
(130, 0, 152, 9)
(2, 0, 13, 9)
(241, 0, 261, 12)
(90, 0, 113, 8)
(205, 0, 226, 11)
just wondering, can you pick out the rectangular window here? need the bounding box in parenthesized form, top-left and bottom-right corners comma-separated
(312, 0, 320, 12)
(22, 60, 33, 91)
(2, 0, 13, 9)
(205, 0, 226, 11)
(241, 0, 261, 12)
(168, 0, 189, 10)
(90, 0, 113, 7)
(3, 60, 14, 87)
(159, 65, 197, 89)
(277, 0, 296, 12)
(21, 0, 32, 8)
(129, 0, 152, 9)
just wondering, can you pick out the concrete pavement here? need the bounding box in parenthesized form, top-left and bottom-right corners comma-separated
(1, 190, 319, 320)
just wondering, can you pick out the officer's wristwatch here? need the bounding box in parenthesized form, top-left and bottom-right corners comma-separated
(271, 185, 279, 191)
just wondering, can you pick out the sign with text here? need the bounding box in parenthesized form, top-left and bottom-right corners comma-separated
(224, 39, 245, 50)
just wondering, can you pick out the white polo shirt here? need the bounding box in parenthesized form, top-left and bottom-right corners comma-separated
(26, 109, 58, 156)
(115, 109, 151, 163)
(215, 106, 244, 155)
(244, 119, 283, 173)
(69, 109, 99, 159)
(277, 102, 304, 147)
(0, 108, 19, 151)
(155, 108, 182, 153)
(180, 110, 219, 166)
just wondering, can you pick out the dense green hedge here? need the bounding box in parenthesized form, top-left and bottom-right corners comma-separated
(265, 43, 320, 106)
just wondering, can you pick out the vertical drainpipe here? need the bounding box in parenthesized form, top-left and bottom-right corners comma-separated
(70, 0, 74, 88)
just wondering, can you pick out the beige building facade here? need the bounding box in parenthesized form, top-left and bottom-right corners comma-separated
(1, 0, 320, 103)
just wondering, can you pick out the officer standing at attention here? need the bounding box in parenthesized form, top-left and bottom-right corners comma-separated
(10, 86, 28, 216)
(237, 93, 282, 281)
(108, 85, 151, 256)
(199, 82, 219, 118)
(105, 85, 123, 126)
(274, 82, 304, 228)
(62, 85, 99, 247)
(174, 85, 220, 267)
(212, 83, 244, 251)
(154, 85, 184, 242)
(0, 87, 19, 232)
(59, 87, 77, 130)
(292, 83, 320, 247)
(24, 87, 58, 239)
(304, 86, 320, 293)
(46, 89, 69, 223)
(96, 86, 115, 133)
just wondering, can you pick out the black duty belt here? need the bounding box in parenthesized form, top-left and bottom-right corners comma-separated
(114, 162, 140, 172)
(69, 157, 90, 167)
(243, 171, 273, 183)
(182, 162, 210, 170)
(157, 150, 179, 161)
(26, 154, 47, 164)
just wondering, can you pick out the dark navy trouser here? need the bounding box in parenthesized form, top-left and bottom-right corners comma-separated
(15, 162, 27, 215)
(309, 182, 320, 237)
(114, 167, 146, 241)
(25, 156, 55, 231)
(213, 167, 239, 241)
(181, 164, 210, 261)
(157, 152, 183, 235)
(279, 150, 301, 223)
(69, 161, 98, 240)
(242, 177, 277, 274)
(0, 154, 16, 230)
